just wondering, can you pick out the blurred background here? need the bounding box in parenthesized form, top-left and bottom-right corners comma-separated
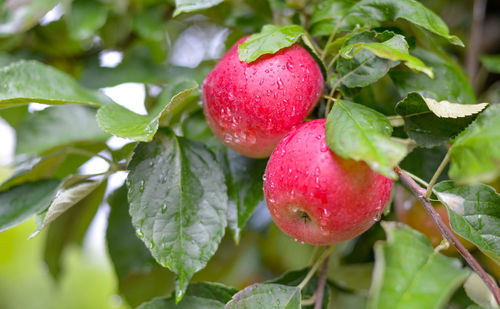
(0, 0, 499, 308)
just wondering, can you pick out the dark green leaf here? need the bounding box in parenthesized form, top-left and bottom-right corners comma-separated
(435, 181, 500, 265)
(368, 222, 470, 309)
(335, 31, 401, 88)
(0, 0, 59, 35)
(226, 283, 301, 309)
(481, 55, 500, 74)
(238, 24, 306, 63)
(0, 179, 60, 232)
(0, 60, 111, 109)
(173, 0, 224, 17)
(400, 146, 449, 182)
(326, 100, 408, 178)
(127, 128, 228, 301)
(390, 48, 477, 105)
(350, 0, 463, 46)
(67, 0, 108, 41)
(96, 80, 198, 141)
(449, 104, 500, 183)
(16, 105, 109, 155)
(395, 93, 483, 147)
(42, 180, 106, 279)
(340, 34, 433, 78)
(222, 149, 267, 243)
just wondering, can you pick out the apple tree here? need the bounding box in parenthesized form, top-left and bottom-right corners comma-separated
(1, 0, 500, 308)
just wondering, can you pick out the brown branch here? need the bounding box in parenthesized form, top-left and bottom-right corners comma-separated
(394, 166, 500, 305)
(314, 256, 330, 309)
(466, 0, 487, 87)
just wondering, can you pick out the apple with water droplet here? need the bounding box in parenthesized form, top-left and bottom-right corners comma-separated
(263, 119, 393, 245)
(202, 36, 324, 158)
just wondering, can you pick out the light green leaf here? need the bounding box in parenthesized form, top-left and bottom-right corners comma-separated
(449, 104, 500, 183)
(326, 100, 408, 178)
(335, 31, 401, 88)
(127, 128, 228, 302)
(0, 179, 60, 233)
(0, 0, 59, 35)
(173, 0, 224, 17)
(351, 0, 463, 46)
(435, 181, 500, 266)
(16, 105, 109, 155)
(226, 283, 301, 309)
(67, 0, 108, 41)
(0, 60, 111, 109)
(368, 222, 470, 309)
(97, 80, 198, 141)
(238, 24, 306, 63)
(395, 93, 484, 148)
(31, 178, 105, 237)
(221, 149, 266, 243)
(481, 55, 500, 74)
(42, 179, 106, 279)
(340, 34, 433, 78)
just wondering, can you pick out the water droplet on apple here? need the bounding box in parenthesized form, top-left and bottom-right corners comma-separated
(320, 142, 329, 152)
(277, 78, 284, 90)
(286, 61, 294, 72)
(262, 174, 267, 181)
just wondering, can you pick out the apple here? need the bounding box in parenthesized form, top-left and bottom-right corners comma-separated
(202, 36, 324, 158)
(396, 199, 475, 255)
(263, 119, 393, 245)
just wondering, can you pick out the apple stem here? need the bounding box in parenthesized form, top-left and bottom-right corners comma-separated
(313, 256, 330, 309)
(298, 245, 334, 290)
(394, 166, 500, 305)
(424, 150, 450, 198)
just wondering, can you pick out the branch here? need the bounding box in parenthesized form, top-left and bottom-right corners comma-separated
(466, 0, 487, 86)
(394, 166, 500, 305)
(314, 256, 330, 309)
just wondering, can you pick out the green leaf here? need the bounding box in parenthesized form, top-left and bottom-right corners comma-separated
(221, 149, 267, 243)
(395, 93, 484, 148)
(0, 0, 59, 35)
(390, 48, 477, 105)
(434, 181, 500, 266)
(326, 100, 408, 178)
(16, 105, 109, 155)
(106, 185, 175, 307)
(226, 283, 301, 309)
(67, 0, 108, 41)
(340, 34, 433, 78)
(173, 0, 224, 17)
(335, 31, 401, 88)
(350, 0, 463, 46)
(31, 178, 105, 237)
(42, 179, 106, 279)
(481, 55, 500, 74)
(127, 128, 228, 302)
(368, 222, 470, 309)
(0, 179, 60, 232)
(449, 104, 500, 183)
(96, 80, 198, 141)
(238, 24, 306, 63)
(0, 60, 111, 109)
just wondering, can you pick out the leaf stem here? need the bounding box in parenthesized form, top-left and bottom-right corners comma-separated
(320, 20, 342, 60)
(425, 150, 450, 198)
(394, 166, 500, 305)
(298, 245, 334, 290)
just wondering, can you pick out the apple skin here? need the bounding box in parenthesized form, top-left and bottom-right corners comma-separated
(202, 37, 324, 158)
(263, 119, 393, 245)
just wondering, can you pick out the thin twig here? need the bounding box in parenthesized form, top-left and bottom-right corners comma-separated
(466, 0, 487, 86)
(298, 245, 335, 290)
(313, 256, 330, 309)
(425, 150, 450, 198)
(394, 166, 500, 305)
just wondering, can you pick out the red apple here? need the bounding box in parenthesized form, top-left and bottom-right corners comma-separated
(263, 119, 393, 245)
(202, 36, 324, 158)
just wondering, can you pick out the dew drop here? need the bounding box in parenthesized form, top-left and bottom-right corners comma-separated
(286, 61, 294, 71)
(136, 228, 144, 238)
(262, 174, 267, 181)
(277, 78, 284, 90)
(139, 180, 145, 192)
(161, 203, 167, 214)
(320, 142, 329, 152)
